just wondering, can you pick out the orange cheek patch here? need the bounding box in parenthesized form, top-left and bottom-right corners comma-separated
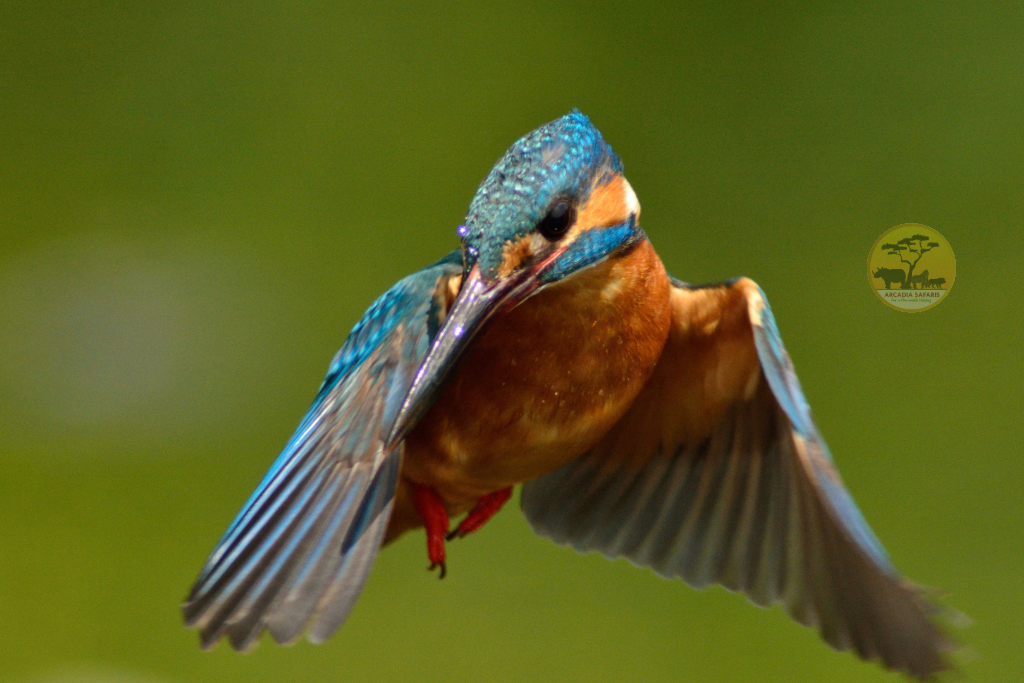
(496, 234, 535, 278)
(494, 174, 635, 278)
(575, 175, 632, 233)
(441, 273, 463, 314)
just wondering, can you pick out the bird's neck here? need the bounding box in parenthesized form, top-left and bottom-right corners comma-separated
(403, 238, 673, 502)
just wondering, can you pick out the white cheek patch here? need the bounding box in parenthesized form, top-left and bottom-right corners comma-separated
(622, 179, 640, 218)
(746, 286, 764, 327)
(600, 272, 625, 303)
(529, 232, 549, 254)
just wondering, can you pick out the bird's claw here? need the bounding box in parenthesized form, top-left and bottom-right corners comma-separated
(411, 482, 450, 579)
(447, 487, 513, 542)
(412, 484, 513, 577)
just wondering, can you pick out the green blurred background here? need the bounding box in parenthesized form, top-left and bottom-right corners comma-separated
(1, 2, 1021, 682)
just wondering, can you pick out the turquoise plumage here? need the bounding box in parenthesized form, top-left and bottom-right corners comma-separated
(183, 111, 954, 678)
(184, 251, 461, 649)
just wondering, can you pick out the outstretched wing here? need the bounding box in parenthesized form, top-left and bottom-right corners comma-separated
(183, 251, 463, 651)
(521, 277, 953, 679)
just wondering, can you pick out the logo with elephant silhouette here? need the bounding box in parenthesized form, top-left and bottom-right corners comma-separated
(867, 224, 956, 312)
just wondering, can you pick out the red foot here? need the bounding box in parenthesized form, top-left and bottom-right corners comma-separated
(411, 483, 449, 578)
(447, 487, 513, 540)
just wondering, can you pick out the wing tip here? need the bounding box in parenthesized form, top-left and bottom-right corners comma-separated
(189, 618, 331, 654)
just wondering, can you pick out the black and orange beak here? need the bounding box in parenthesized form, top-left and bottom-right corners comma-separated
(386, 262, 545, 447)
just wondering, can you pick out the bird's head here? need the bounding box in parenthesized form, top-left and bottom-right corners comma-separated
(389, 110, 643, 443)
(459, 109, 640, 284)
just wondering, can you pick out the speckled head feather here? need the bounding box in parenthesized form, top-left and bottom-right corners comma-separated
(461, 110, 623, 280)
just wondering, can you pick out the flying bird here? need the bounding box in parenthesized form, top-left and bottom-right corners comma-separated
(183, 111, 953, 678)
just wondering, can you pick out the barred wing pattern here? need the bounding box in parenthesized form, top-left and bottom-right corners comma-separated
(521, 277, 952, 679)
(183, 251, 463, 651)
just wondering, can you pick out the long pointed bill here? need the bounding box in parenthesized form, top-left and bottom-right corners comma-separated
(386, 264, 534, 448)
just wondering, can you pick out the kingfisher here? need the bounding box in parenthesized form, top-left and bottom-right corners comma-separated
(183, 111, 953, 678)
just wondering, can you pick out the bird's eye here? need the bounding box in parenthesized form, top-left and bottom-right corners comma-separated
(537, 200, 574, 241)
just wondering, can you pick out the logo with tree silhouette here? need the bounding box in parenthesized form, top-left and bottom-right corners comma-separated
(867, 224, 956, 312)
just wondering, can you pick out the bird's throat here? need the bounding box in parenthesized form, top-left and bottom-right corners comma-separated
(401, 238, 673, 505)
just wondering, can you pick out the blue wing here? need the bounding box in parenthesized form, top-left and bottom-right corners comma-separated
(183, 250, 463, 651)
(521, 277, 953, 679)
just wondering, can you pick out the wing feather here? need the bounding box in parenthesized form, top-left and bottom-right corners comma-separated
(522, 277, 954, 679)
(183, 251, 462, 650)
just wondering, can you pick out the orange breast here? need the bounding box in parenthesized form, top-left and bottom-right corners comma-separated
(403, 239, 673, 504)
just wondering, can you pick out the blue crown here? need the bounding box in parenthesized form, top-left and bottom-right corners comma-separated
(462, 110, 623, 279)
